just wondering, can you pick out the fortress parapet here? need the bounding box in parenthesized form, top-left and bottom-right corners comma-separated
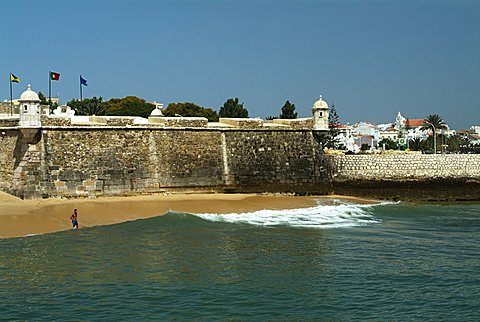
(218, 118, 264, 129)
(148, 116, 208, 128)
(269, 118, 313, 129)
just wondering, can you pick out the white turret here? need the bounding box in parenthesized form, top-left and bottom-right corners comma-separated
(18, 84, 41, 127)
(149, 106, 163, 117)
(312, 95, 329, 131)
(395, 111, 406, 130)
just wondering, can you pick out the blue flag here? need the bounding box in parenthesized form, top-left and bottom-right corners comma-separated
(80, 76, 88, 86)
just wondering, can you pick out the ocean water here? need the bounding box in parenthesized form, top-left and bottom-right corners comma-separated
(1, 201, 479, 320)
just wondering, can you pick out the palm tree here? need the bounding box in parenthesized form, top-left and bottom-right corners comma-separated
(67, 97, 106, 116)
(420, 114, 447, 154)
(408, 137, 425, 151)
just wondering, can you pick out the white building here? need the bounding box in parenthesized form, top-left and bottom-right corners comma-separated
(52, 105, 76, 117)
(336, 124, 355, 151)
(470, 125, 480, 135)
(379, 127, 399, 141)
(352, 122, 378, 137)
(395, 111, 454, 141)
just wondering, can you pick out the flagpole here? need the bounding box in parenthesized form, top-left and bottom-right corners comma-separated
(48, 71, 51, 105)
(9, 74, 13, 116)
(80, 76, 83, 101)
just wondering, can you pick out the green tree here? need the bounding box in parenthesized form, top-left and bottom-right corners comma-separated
(163, 102, 219, 122)
(67, 97, 106, 116)
(279, 100, 297, 119)
(360, 143, 370, 151)
(408, 138, 426, 151)
(420, 114, 447, 154)
(219, 97, 248, 118)
(446, 134, 470, 153)
(39, 91, 58, 111)
(467, 143, 480, 154)
(39, 91, 48, 105)
(265, 115, 278, 120)
(378, 138, 399, 150)
(325, 103, 341, 149)
(105, 96, 154, 118)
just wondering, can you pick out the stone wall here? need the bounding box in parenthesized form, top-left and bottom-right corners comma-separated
(328, 154, 480, 201)
(270, 118, 313, 129)
(0, 130, 18, 193)
(0, 118, 19, 127)
(0, 127, 331, 199)
(0, 103, 18, 114)
(329, 154, 480, 180)
(1, 126, 480, 201)
(148, 117, 208, 128)
(224, 130, 327, 193)
(40, 116, 71, 127)
(219, 118, 264, 129)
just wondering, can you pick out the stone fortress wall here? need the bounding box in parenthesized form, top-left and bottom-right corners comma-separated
(0, 126, 331, 199)
(1, 122, 479, 201)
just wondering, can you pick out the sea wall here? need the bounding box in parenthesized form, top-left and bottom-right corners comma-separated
(328, 154, 480, 201)
(1, 126, 480, 201)
(0, 129, 18, 193)
(0, 127, 330, 199)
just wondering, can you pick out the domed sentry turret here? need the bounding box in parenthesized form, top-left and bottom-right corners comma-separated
(18, 84, 41, 127)
(311, 95, 329, 131)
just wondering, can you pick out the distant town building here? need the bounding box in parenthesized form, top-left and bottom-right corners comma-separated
(395, 111, 455, 141)
(335, 124, 355, 151)
(379, 127, 399, 141)
(52, 105, 76, 117)
(352, 122, 378, 137)
(353, 134, 376, 150)
(458, 126, 480, 145)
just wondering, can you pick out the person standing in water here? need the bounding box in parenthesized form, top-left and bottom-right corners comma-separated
(70, 209, 79, 229)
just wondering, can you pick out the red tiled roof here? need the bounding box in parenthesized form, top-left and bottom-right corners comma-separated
(405, 119, 425, 127)
(384, 127, 397, 132)
(353, 134, 374, 138)
(330, 123, 351, 129)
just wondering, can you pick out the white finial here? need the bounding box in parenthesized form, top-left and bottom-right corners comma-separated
(27, 84, 31, 90)
(319, 95, 323, 100)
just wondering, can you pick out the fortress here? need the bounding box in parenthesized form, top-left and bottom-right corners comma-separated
(1, 86, 479, 201)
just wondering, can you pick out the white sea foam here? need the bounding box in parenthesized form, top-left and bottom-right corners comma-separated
(193, 201, 389, 228)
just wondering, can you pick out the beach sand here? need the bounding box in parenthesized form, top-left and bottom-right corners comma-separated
(0, 192, 377, 238)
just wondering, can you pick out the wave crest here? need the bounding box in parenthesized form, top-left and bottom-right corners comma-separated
(193, 202, 386, 228)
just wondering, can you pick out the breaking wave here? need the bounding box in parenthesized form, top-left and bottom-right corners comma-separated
(193, 201, 390, 229)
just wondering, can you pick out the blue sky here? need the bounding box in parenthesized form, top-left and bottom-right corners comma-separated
(1, 0, 479, 129)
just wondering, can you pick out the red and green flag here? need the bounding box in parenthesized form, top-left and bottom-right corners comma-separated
(50, 71, 60, 81)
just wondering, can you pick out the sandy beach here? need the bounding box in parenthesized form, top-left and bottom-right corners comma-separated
(0, 192, 376, 238)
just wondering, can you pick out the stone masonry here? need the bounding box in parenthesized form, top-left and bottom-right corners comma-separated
(329, 154, 480, 180)
(0, 127, 332, 199)
(1, 126, 480, 201)
(328, 154, 480, 200)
